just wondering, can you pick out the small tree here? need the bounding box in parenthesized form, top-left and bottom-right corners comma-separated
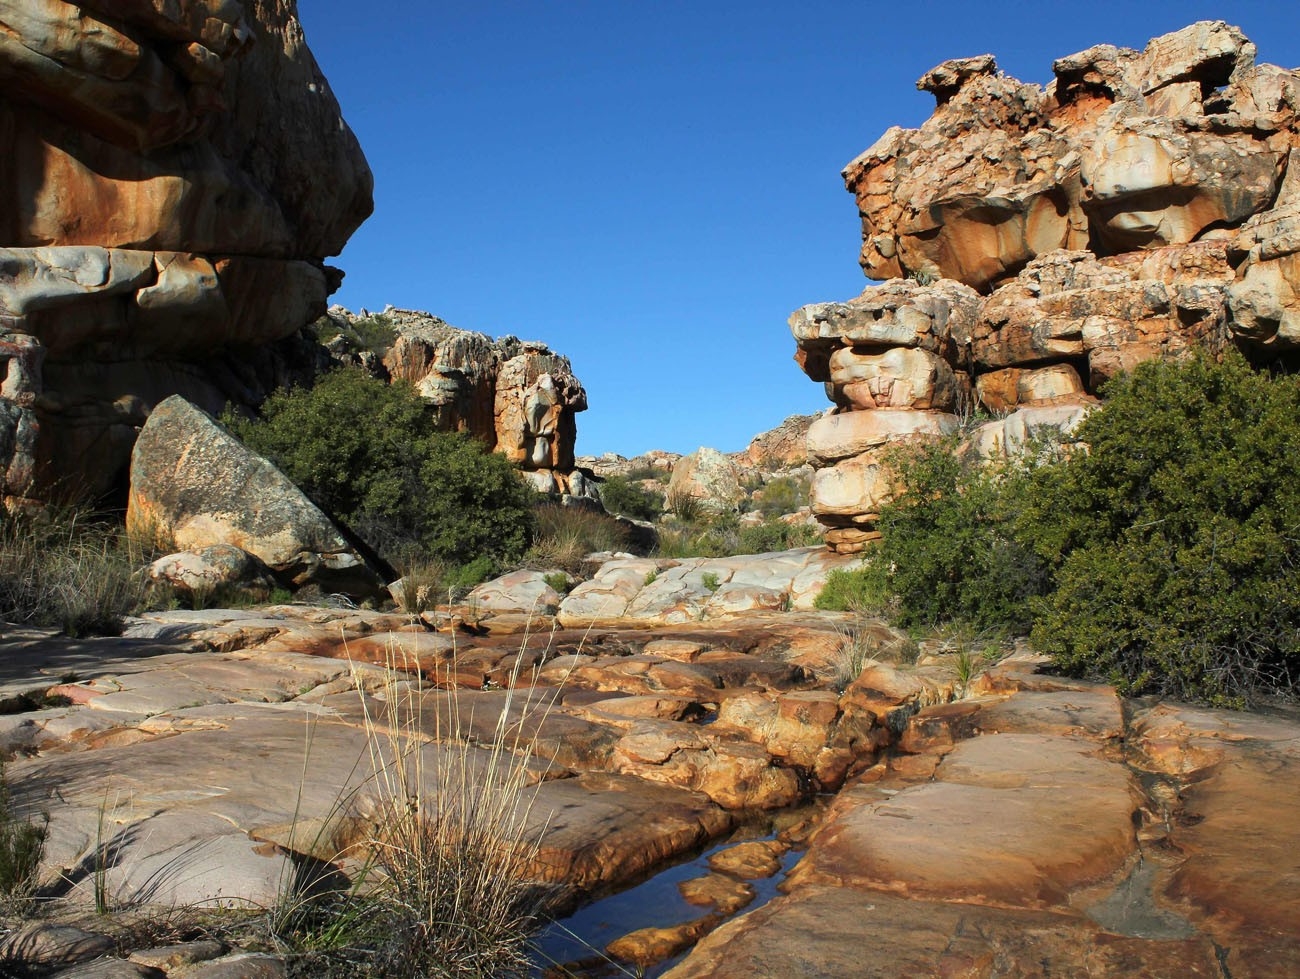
(847, 438, 1047, 632)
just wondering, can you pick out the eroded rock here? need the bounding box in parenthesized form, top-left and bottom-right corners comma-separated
(792, 22, 1299, 549)
(0, 0, 372, 504)
(126, 395, 385, 597)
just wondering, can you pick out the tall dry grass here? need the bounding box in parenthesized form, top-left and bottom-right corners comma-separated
(0, 507, 149, 637)
(275, 643, 555, 978)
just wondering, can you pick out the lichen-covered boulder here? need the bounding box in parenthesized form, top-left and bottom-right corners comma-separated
(127, 396, 385, 598)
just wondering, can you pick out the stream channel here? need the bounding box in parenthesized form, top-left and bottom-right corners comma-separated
(529, 803, 821, 977)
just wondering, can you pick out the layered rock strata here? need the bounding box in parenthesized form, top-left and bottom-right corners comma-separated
(792, 22, 1300, 551)
(325, 306, 594, 498)
(0, 0, 372, 504)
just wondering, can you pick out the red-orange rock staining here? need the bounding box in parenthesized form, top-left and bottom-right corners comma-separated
(792, 22, 1300, 550)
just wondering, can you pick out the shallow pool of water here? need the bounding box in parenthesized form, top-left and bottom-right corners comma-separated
(530, 817, 810, 978)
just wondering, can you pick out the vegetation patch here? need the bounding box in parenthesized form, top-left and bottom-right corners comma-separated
(0, 508, 150, 637)
(843, 351, 1300, 706)
(597, 476, 663, 521)
(225, 367, 536, 576)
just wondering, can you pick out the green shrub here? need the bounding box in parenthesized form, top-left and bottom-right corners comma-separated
(597, 475, 663, 521)
(311, 312, 397, 356)
(861, 438, 1047, 632)
(736, 517, 822, 554)
(227, 368, 534, 567)
(701, 572, 721, 593)
(814, 565, 889, 613)
(752, 475, 810, 517)
(542, 572, 570, 594)
(1018, 351, 1300, 705)
(349, 314, 398, 355)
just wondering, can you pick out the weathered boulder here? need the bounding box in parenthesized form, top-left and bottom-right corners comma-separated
(126, 396, 384, 597)
(0, 0, 372, 504)
(842, 20, 1291, 291)
(738, 413, 819, 468)
(667, 448, 745, 514)
(805, 409, 958, 466)
(146, 544, 276, 597)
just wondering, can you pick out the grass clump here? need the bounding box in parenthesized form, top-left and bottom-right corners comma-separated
(0, 764, 46, 912)
(274, 650, 554, 978)
(524, 503, 629, 573)
(0, 508, 149, 637)
(814, 563, 890, 615)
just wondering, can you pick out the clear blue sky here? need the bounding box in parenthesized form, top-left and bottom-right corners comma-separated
(298, 1, 1297, 458)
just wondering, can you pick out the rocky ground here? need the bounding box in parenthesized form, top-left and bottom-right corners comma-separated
(0, 562, 1295, 977)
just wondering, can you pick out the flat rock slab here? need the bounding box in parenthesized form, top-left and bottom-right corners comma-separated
(557, 549, 858, 627)
(973, 686, 1124, 741)
(663, 886, 1222, 978)
(1147, 705, 1300, 975)
(799, 733, 1139, 908)
(10, 692, 730, 909)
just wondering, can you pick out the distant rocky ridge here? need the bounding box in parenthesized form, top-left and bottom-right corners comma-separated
(0, 0, 372, 504)
(323, 305, 595, 498)
(578, 412, 821, 518)
(790, 21, 1300, 551)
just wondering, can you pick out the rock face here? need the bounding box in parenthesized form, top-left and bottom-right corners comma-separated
(327, 306, 592, 497)
(127, 396, 385, 597)
(792, 22, 1300, 550)
(0, 0, 372, 504)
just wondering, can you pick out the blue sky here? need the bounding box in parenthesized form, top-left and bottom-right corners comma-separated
(298, 1, 1298, 458)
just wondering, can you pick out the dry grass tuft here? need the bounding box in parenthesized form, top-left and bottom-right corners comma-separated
(275, 643, 556, 978)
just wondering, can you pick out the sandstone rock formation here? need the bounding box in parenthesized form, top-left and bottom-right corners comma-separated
(127, 396, 385, 597)
(3, 601, 1295, 975)
(792, 22, 1300, 551)
(324, 306, 594, 498)
(666, 447, 746, 514)
(0, 0, 372, 505)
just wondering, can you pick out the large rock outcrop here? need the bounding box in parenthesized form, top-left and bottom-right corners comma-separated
(0, 0, 372, 504)
(322, 306, 593, 497)
(793, 22, 1300, 551)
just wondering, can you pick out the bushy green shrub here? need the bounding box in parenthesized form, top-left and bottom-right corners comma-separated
(597, 475, 663, 521)
(1018, 351, 1300, 705)
(856, 438, 1047, 632)
(813, 565, 889, 613)
(752, 475, 809, 517)
(227, 368, 534, 568)
(849, 350, 1300, 705)
(736, 517, 822, 554)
